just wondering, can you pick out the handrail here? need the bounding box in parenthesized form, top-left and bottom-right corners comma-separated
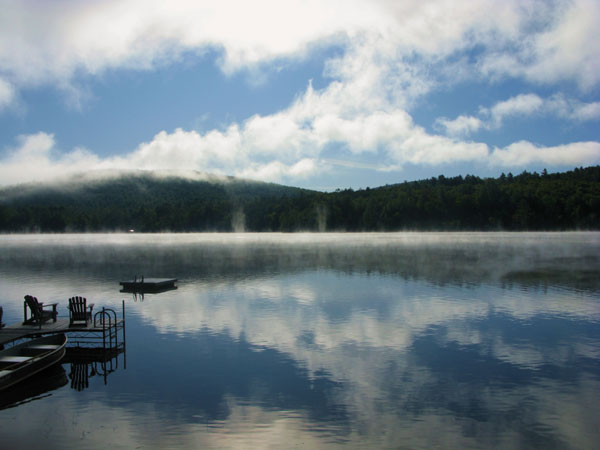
(93, 307, 117, 328)
(93, 307, 120, 349)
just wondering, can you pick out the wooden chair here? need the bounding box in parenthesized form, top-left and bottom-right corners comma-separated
(0, 306, 4, 328)
(68, 296, 94, 327)
(23, 295, 58, 329)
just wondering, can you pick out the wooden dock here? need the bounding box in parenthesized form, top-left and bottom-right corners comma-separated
(0, 303, 126, 350)
(0, 319, 71, 346)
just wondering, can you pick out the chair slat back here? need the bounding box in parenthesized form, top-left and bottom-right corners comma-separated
(69, 296, 87, 320)
(24, 295, 42, 319)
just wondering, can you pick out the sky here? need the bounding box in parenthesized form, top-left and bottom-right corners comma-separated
(0, 0, 599, 191)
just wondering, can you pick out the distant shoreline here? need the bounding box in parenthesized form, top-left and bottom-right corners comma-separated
(1, 166, 598, 233)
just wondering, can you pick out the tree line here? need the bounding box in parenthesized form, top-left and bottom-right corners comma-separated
(0, 166, 598, 232)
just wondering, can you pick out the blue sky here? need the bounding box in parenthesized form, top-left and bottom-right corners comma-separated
(0, 0, 599, 190)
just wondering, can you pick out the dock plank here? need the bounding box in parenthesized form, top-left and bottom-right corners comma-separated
(0, 318, 125, 346)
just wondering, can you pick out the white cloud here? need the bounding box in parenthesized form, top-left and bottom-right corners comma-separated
(437, 92, 600, 137)
(490, 141, 600, 167)
(0, 0, 373, 86)
(435, 115, 484, 137)
(478, 0, 600, 89)
(487, 93, 545, 126)
(1, 1, 600, 185)
(546, 94, 600, 121)
(2, 86, 598, 188)
(0, 132, 101, 185)
(390, 126, 490, 165)
(0, 78, 15, 110)
(525, 0, 600, 90)
(236, 159, 321, 181)
(1, 0, 598, 93)
(489, 93, 600, 124)
(7, 132, 54, 160)
(119, 126, 244, 171)
(571, 102, 600, 121)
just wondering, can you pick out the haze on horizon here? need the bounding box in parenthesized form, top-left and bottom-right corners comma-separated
(0, 0, 599, 190)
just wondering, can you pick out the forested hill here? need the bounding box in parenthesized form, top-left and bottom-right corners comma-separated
(0, 166, 598, 232)
(0, 173, 311, 232)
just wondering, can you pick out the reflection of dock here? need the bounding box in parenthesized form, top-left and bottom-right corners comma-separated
(119, 277, 177, 293)
(64, 346, 124, 390)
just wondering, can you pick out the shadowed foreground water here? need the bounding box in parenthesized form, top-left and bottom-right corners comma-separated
(0, 232, 599, 449)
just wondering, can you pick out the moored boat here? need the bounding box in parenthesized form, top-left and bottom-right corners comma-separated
(0, 333, 67, 391)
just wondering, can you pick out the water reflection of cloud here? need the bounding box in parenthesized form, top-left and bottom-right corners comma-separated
(128, 273, 600, 446)
(3, 378, 599, 449)
(1, 233, 599, 447)
(136, 277, 599, 357)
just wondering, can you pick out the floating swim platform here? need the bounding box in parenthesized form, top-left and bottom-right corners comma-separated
(119, 277, 177, 293)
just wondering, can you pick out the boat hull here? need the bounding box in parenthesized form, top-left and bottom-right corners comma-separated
(0, 334, 67, 391)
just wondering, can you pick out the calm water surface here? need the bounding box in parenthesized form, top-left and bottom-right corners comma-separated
(0, 232, 599, 449)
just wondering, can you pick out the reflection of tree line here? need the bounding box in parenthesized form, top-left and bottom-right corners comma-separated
(1, 235, 598, 292)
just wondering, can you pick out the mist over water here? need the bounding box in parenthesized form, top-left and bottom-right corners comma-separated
(0, 232, 599, 449)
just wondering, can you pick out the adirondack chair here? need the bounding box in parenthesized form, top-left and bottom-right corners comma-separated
(23, 295, 58, 328)
(68, 296, 95, 327)
(0, 306, 4, 328)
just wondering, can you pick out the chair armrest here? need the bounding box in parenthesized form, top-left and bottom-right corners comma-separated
(88, 303, 95, 310)
(41, 303, 58, 309)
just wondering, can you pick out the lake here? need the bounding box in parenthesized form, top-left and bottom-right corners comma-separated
(0, 232, 599, 449)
